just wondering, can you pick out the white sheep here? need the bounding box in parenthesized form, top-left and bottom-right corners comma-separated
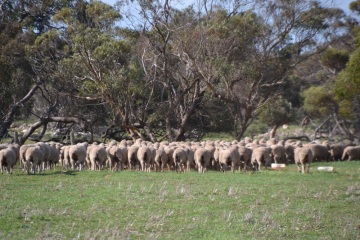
(69, 143, 88, 171)
(194, 147, 211, 173)
(172, 147, 188, 173)
(219, 146, 240, 173)
(25, 145, 44, 174)
(0, 147, 17, 174)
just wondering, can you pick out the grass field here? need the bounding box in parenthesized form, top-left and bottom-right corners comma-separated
(0, 162, 359, 240)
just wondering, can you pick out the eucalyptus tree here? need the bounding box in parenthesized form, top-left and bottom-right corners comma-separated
(28, 1, 160, 141)
(122, 0, 211, 141)
(185, 0, 347, 140)
(0, 0, 75, 139)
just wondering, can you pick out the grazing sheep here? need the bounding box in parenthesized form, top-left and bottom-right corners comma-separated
(251, 147, 271, 171)
(154, 147, 168, 172)
(270, 144, 286, 164)
(164, 146, 175, 170)
(172, 148, 188, 173)
(184, 147, 195, 171)
(36, 142, 52, 170)
(0, 147, 17, 174)
(219, 146, 240, 173)
(329, 143, 346, 161)
(88, 144, 107, 171)
(128, 145, 139, 170)
(137, 146, 152, 172)
(238, 146, 252, 171)
(294, 147, 313, 174)
(342, 146, 360, 161)
(284, 144, 295, 164)
(60, 145, 71, 169)
(25, 145, 44, 174)
(47, 144, 60, 170)
(194, 148, 211, 173)
(213, 147, 221, 171)
(107, 145, 124, 171)
(19, 144, 35, 171)
(8, 144, 20, 163)
(205, 144, 216, 170)
(69, 143, 87, 171)
(307, 143, 330, 162)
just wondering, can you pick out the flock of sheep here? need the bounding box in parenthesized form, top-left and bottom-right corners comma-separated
(0, 137, 359, 175)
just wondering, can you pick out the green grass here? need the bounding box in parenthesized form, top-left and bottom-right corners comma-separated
(203, 132, 234, 141)
(0, 162, 359, 239)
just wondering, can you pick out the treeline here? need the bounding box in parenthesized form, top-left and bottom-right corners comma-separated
(0, 0, 359, 143)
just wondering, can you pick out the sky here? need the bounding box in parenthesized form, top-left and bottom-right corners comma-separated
(100, 0, 355, 14)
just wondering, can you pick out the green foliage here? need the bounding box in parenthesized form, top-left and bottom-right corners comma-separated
(302, 85, 338, 117)
(243, 121, 269, 137)
(350, 0, 360, 14)
(334, 47, 360, 118)
(321, 48, 349, 72)
(258, 97, 295, 128)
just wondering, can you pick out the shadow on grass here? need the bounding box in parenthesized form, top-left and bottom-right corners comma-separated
(41, 170, 77, 176)
(18, 170, 78, 176)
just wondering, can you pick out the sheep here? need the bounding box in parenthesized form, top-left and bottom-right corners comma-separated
(137, 146, 152, 172)
(148, 146, 157, 171)
(194, 148, 211, 173)
(36, 142, 52, 170)
(0, 147, 17, 174)
(284, 144, 295, 164)
(342, 146, 360, 161)
(154, 147, 168, 172)
(88, 144, 107, 171)
(294, 147, 313, 174)
(107, 145, 124, 171)
(25, 145, 44, 174)
(19, 144, 35, 171)
(270, 144, 286, 164)
(8, 143, 20, 163)
(127, 145, 140, 170)
(119, 146, 128, 170)
(60, 145, 71, 169)
(172, 147, 188, 173)
(184, 147, 195, 171)
(205, 144, 216, 170)
(213, 147, 221, 171)
(238, 146, 252, 171)
(164, 146, 175, 170)
(218, 146, 240, 173)
(251, 147, 271, 171)
(307, 143, 330, 162)
(47, 143, 61, 170)
(69, 143, 88, 171)
(329, 143, 346, 161)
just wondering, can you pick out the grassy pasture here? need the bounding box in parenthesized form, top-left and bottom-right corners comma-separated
(0, 162, 359, 239)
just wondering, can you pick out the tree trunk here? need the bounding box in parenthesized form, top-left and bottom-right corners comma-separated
(269, 125, 279, 139)
(0, 80, 42, 138)
(313, 114, 333, 141)
(19, 116, 89, 145)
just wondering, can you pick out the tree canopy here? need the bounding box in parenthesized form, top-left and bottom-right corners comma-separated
(0, 0, 358, 143)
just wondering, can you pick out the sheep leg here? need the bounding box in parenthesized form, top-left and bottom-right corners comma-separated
(257, 161, 262, 171)
(26, 161, 30, 174)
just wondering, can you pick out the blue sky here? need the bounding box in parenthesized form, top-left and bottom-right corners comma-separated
(101, 0, 355, 14)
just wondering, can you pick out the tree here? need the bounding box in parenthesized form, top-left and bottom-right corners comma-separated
(187, 0, 340, 140)
(258, 97, 295, 139)
(0, 0, 74, 139)
(28, 1, 157, 141)
(124, 1, 209, 141)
